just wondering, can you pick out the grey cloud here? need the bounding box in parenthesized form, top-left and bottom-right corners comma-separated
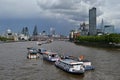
(0, 0, 119, 32)
(0, 0, 40, 19)
(37, 0, 104, 25)
(37, 0, 82, 10)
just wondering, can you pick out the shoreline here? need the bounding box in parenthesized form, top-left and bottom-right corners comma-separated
(74, 41, 120, 48)
(0, 40, 31, 44)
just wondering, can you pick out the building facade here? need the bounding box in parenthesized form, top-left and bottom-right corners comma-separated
(104, 25, 114, 34)
(89, 7, 97, 35)
(80, 22, 89, 36)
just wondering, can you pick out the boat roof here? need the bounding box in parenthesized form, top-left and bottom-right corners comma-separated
(60, 59, 83, 65)
(29, 52, 37, 54)
(27, 47, 37, 50)
(28, 48, 38, 53)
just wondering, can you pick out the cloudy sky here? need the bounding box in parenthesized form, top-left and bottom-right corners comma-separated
(0, 0, 120, 35)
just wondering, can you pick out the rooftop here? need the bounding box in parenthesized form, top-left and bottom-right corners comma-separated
(61, 59, 83, 65)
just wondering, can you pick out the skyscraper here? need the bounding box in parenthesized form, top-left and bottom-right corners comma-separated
(50, 27, 55, 36)
(89, 7, 96, 35)
(33, 25, 38, 36)
(101, 19, 104, 33)
(104, 25, 114, 34)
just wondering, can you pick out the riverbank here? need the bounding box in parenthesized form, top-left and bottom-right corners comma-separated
(74, 41, 120, 48)
(74, 34, 120, 48)
(0, 40, 30, 44)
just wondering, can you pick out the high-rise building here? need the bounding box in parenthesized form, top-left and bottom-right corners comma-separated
(50, 27, 55, 36)
(89, 7, 97, 35)
(104, 25, 114, 34)
(33, 25, 38, 36)
(80, 22, 89, 36)
(101, 19, 104, 33)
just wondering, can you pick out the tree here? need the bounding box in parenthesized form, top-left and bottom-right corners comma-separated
(33, 25, 38, 36)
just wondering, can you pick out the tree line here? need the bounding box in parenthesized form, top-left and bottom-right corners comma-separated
(0, 36, 14, 41)
(76, 34, 120, 44)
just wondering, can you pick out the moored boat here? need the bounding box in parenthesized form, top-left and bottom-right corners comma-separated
(42, 51, 60, 62)
(55, 58, 85, 74)
(62, 55, 95, 71)
(37, 41, 42, 45)
(27, 48, 39, 59)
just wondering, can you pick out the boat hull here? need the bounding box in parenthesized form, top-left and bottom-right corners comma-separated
(43, 57, 59, 62)
(84, 66, 95, 71)
(55, 62, 84, 74)
(27, 54, 39, 59)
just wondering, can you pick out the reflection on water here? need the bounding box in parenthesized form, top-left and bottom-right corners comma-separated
(0, 41, 120, 80)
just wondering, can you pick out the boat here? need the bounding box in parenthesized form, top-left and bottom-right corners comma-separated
(46, 39, 53, 43)
(55, 58, 85, 74)
(42, 51, 60, 62)
(37, 41, 42, 45)
(27, 48, 39, 59)
(62, 55, 95, 71)
(80, 59, 95, 70)
(38, 48, 47, 54)
(78, 55, 95, 71)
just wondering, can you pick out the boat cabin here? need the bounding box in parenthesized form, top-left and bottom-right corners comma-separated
(27, 48, 39, 59)
(42, 51, 60, 62)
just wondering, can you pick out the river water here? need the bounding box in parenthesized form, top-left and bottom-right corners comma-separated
(0, 41, 120, 80)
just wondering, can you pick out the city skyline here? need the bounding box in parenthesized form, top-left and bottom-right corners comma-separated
(0, 0, 120, 35)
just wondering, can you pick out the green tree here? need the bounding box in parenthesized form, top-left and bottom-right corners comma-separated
(76, 34, 120, 44)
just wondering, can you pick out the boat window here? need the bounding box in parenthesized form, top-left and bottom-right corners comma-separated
(51, 54, 57, 57)
(44, 50, 47, 51)
(38, 49, 41, 51)
(51, 54, 55, 57)
(69, 64, 73, 68)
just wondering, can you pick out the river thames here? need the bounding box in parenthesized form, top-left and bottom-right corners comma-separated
(0, 41, 120, 80)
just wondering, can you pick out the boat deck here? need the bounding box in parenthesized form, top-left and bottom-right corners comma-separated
(60, 59, 83, 65)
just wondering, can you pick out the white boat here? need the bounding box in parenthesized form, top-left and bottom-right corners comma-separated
(37, 41, 42, 45)
(63, 55, 95, 71)
(55, 58, 85, 74)
(27, 48, 39, 59)
(42, 51, 60, 62)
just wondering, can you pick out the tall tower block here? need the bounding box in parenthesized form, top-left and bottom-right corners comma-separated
(89, 7, 97, 35)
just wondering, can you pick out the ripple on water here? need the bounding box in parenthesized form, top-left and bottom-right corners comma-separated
(0, 41, 120, 80)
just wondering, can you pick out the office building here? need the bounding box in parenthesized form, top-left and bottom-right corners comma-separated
(89, 7, 97, 35)
(104, 25, 114, 34)
(80, 22, 89, 36)
(50, 27, 55, 37)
